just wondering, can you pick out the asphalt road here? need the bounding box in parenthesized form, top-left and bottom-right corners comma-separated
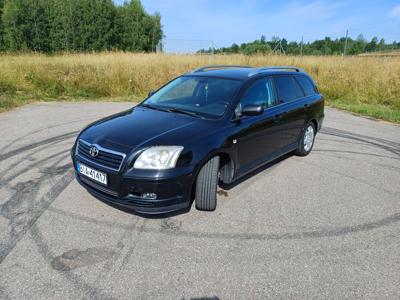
(0, 102, 399, 299)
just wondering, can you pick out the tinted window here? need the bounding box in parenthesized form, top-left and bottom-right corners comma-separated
(159, 78, 197, 101)
(240, 77, 277, 108)
(274, 76, 304, 102)
(145, 76, 242, 118)
(296, 76, 316, 96)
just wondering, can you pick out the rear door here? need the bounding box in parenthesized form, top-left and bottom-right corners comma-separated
(294, 74, 324, 128)
(273, 75, 307, 149)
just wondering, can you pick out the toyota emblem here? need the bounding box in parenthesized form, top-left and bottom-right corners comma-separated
(89, 146, 99, 158)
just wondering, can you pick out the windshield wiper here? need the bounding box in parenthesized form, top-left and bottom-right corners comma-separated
(141, 103, 170, 113)
(165, 108, 203, 118)
(141, 104, 203, 118)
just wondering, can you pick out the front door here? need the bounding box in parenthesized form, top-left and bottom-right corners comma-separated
(233, 77, 286, 175)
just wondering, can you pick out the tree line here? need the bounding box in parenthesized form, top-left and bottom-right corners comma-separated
(0, 0, 163, 52)
(200, 35, 400, 56)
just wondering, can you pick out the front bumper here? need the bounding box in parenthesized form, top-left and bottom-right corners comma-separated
(74, 158, 194, 215)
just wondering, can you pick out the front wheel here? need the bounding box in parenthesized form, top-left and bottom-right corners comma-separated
(295, 122, 316, 156)
(195, 156, 220, 211)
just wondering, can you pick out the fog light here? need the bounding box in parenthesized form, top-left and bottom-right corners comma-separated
(142, 193, 157, 200)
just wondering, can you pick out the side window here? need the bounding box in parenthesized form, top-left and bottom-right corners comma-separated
(274, 76, 304, 102)
(240, 77, 277, 109)
(296, 75, 316, 96)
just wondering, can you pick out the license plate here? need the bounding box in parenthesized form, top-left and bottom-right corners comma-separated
(77, 163, 108, 185)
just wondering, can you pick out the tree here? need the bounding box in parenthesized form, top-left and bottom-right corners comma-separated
(231, 43, 239, 53)
(2, 0, 27, 51)
(207, 34, 400, 56)
(48, 0, 71, 51)
(29, 0, 52, 52)
(1, 0, 53, 51)
(78, 0, 117, 51)
(281, 38, 288, 52)
(0, 0, 4, 49)
(1, 0, 162, 52)
(117, 0, 147, 51)
(141, 12, 162, 52)
(365, 37, 378, 52)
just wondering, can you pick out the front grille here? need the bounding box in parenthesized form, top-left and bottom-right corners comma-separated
(77, 140, 125, 171)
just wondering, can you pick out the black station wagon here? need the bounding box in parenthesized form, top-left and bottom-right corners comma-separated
(71, 65, 324, 214)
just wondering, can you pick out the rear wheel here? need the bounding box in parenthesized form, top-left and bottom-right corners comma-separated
(296, 122, 316, 156)
(195, 156, 220, 211)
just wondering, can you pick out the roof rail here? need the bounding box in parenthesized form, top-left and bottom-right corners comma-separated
(248, 66, 303, 77)
(192, 65, 251, 73)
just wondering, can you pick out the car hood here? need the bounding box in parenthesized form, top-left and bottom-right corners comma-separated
(79, 107, 207, 154)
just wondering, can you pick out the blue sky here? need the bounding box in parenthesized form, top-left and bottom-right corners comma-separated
(115, 0, 400, 49)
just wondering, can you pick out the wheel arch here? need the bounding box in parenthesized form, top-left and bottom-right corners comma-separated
(189, 150, 235, 201)
(309, 118, 318, 133)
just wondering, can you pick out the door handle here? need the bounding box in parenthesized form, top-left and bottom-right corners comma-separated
(304, 104, 309, 111)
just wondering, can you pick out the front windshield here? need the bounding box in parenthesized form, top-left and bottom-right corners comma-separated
(143, 76, 242, 118)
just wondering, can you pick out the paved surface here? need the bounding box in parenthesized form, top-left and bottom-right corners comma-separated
(0, 102, 399, 299)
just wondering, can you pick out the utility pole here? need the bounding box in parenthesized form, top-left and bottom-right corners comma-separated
(280, 40, 286, 55)
(343, 29, 349, 56)
(300, 36, 303, 56)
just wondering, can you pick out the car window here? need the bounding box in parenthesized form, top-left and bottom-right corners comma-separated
(144, 76, 242, 118)
(240, 77, 277, 109)
(159, 78, 197, 101)
(274, 76, 304, 102)
(296, 75, 316, 96)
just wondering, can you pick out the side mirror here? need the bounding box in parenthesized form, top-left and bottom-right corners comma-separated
(241, 104, 264, 116)
(148, 90, 155, 98)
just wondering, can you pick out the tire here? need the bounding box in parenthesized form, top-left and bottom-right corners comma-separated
(295, 122, 316, 156)
(195, 156, 220, 211)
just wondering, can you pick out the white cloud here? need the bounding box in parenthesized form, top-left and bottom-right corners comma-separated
(389, 4, 400, 18)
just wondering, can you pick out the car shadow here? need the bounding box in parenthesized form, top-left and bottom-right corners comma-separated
(219, 152, 293, 190)
(96, 198, 191, 219)
(99, 152, 294, 219)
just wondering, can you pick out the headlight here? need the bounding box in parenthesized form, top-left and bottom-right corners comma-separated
(133, 146, 184, 170)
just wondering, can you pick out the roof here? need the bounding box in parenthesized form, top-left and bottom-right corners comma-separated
(185, 66, 306, 81)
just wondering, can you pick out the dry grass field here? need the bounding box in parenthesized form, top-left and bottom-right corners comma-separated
(0, 52, 399, 122)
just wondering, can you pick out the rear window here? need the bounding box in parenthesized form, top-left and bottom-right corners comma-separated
(274, 76, 304, 102)
(296, 76, 316, 96)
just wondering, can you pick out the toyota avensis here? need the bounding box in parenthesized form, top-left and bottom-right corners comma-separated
(71, 65, 324, 214)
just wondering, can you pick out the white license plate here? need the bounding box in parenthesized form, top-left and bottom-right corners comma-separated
(77, 163, 108, 185)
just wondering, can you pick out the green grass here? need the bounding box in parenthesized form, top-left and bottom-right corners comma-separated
(327, 100, 400, 123)
(0, 52, 399, 123)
